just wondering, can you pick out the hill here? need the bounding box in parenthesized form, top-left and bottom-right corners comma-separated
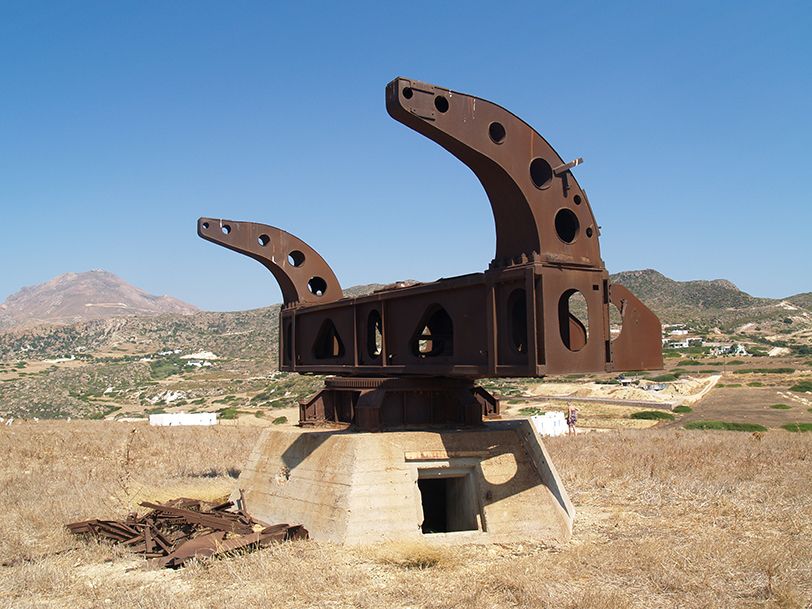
(787, 292, 812, 310)
(610, 269, 812, 329)
(0, 270, 198, 331)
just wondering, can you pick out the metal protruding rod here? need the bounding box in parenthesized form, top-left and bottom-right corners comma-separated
(553, 158, 583, 175)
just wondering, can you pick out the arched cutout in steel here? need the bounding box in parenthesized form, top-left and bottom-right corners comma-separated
(386, 77, 602, 267)
(197, 218, 343, 306)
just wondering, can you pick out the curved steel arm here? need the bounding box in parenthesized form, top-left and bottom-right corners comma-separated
(386, 77, 602, 267)
(198, 218, 343, 306)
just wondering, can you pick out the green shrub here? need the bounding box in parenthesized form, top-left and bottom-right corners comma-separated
(679, 360, 703, 366)
(673, 405, 693, 413)
(684, 420, 768, 432)
(630, 411, 675, 421)
(518, 406, 544, 416)
(272, 416, 288, 425)
(89, 405, 121, 420)
(650, 374, 678, 382)
(781, 423, 812, 432)
(218, 407, 239, 420)
(790, 381, 812, 393)
(747, 382, 764, 387)
(769, 403, 791, 410)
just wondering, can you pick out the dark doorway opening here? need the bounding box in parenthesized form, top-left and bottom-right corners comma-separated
(417, 473, 479, 534)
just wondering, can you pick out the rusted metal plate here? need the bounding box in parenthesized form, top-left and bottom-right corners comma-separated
(198, 77, 663, 431)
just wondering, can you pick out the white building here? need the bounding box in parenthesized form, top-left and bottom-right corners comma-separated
(149, 412, 218, 427)
(531, 412, 568, 437)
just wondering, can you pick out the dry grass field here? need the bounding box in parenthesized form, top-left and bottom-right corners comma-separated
(0, 421, 810, 609)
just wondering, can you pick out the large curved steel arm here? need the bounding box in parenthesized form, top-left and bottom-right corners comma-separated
(198, 218, 343, 306)
(386, 77, 602, 268)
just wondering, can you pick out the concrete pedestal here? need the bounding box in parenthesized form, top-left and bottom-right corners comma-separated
(232, 420, 574, 545)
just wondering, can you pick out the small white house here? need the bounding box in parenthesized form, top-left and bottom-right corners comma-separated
(531, 412, 568, 437)
(149, 412, 218, 427)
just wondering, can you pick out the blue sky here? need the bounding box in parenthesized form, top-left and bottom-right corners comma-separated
(1, 1, 810, 311)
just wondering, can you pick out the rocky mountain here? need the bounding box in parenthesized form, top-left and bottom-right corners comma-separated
(0, 270, 198, 331)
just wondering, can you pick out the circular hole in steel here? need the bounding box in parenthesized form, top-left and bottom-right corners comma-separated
(202, 222, 209, 229)
(554, 209, 580, 243)
(288, 250, 305, 267)
(403, 87, 413, 99)
(308, 276, 327, 297)
(573, 195, 582, 205)
(586, 227, 593, 238)
(221, 225, 231, 235)
(434, 95, 449, 113)
(489, 122, 506, 144)
(529, 158, 553, 189)
(257, 234, 270, 247)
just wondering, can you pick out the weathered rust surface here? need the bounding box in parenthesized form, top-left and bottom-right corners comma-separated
(66, 496, 307, 568)
(199, 77, 662, 431)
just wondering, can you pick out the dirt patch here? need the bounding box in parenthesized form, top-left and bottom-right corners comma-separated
(680, 385, 812, 428)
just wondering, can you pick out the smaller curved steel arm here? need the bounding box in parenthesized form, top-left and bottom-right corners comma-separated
(197, 218, 343, 306)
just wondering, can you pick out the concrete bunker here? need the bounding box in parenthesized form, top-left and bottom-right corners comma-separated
(232, 421, 575, 545)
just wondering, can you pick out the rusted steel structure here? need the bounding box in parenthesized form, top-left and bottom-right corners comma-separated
(199, 77, 662, 431)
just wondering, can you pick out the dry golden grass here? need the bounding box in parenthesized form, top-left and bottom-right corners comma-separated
(0, 421, 810, 609)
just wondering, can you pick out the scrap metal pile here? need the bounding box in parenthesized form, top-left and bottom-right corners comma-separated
(66, 496, 307, 568)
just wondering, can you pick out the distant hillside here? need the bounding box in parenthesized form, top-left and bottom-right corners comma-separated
(1, 271, 809, 419)
(0, 270, 809, 362)
(608, 269, 812, 329)
(787, 292, 812, 310)
(610, 269, 769, 311)
(0, 283, 392, 362)
(0, 305, 281, 361)
(0, 270, 198, 330)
